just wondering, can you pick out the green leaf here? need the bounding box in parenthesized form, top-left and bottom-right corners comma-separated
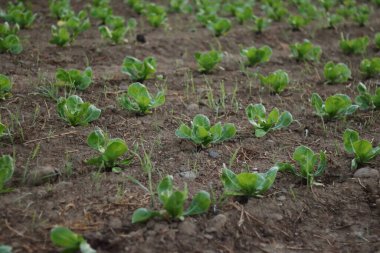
(240, 45, 272, 66)
(79, 241, 96, 253)
(274, 111, 293, 129)
(221, 166, 241, 195)
(157, 175, 173, 204)
(257, 166, 279, 194)
(50, 227, 83, 249)
(175, 124, 192, 139)
(164, 190, 188, 219)
(293, 146, 317, 179)
(0, 155, 14, 191)
(255, 128, 267, 138)
(184, 191, 211, 216)
(343, 129, 359, 154)
(246, 103, 266, 127)
(353, 140, 373, 163)
(259, 69, 289, 93)
(193, 114, 211, 129)
(87, 128, 106, 152)
(132, 208, 159, 223)
(0, 245, 12, 253)
(219, 123, 236, 142)
(311, 93, 324, 116)
(103, 139, 128, 162)
(194, 50, 223, 73)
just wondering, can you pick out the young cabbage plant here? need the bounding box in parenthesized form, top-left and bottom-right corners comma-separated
(121, 56, 157, 82)
(55, 67, 93, 90)
(196, 10, 218, 27)
(175, 114, 236, 147)
(326, 13, 343, 29)
(290, 40, 322, 62)
(143, 3, 167, 28)
(194, 50, 223, 73)
(90, 0, 113, 23)
(359, 57, 380, 78)
(234, 5, 253, 24)
(127, 0, 146, 14)
(253, 16, 271, 33)
(339, 35, 369, 55)
(311, 93, 358, 119)
(0, 22, 20, 37)
(1, 2, 37, 28)
(355, 82, 380, 110)
(221, 165, 279, 197)
(132, 175, 211, 223)
(240, 45, 272, 67)
(278, 146, 327, 187)
(376, 33, 380, 49)
(0, 155, 14, 193)
(57, 95, 101, 126)
(0, 74, 12, 99)
(0, 245, 12, 253)
(118, 82, 165, 115)
(50, 226, 96, 253)
(99, 16, 137, 44)
(352, 4, 371, 26)
(262, 3, 288, 21)
(49, 0, 71, 19)
(344, 129, 380, 170)
(0, 121, 7, 137)
(207, 17, 232, 37)
(0, 34, 22, 54)
(258, 69, 289, 94)
(319, 0, 337, 11)
(246, 103, 293, 137)
(323, 61, 351, 84)
(86, 128, 130, 171)
(169, 0, 191, 13)
(288, 15, 309, 30)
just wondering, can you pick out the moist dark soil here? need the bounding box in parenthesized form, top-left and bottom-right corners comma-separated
(1, 1, 380, 253)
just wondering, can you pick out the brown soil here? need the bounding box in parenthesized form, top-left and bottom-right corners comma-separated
(1, 1, 380, 253)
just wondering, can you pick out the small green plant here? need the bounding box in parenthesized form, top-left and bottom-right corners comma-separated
(253, 16, 271, 33)
(326, 13, 343, 29)
(339, 35, 369, 55)
(0, 34, 22, 54)
(121, 56, 157, 82)
(376, 33, 380, 49)
(86, 127, 130, 171)
(352, 4, 371, 26)
(0, 22, 20, 37)
(90, 0, 113, 23)
(290, 40, 322, 62)
(240, 45, 272, 67)
(319, 0, 337, 11)
(262, 3, 288, 21)
(196, 9, 218, 27)
(175, 114, 236, 147)
(194, 50, 223, 73)
(0, 74, 12, 99)
(0, 121, 7, 137)
(234, 5, 253, 24)
(288, 15, 309, 30)
(50, 226, 96, 253)
(99, 16, 137, 44)
(278, 146, 327, 187)
(258, 69, 289, 94)
(0, 155, 14, 193)
(127, 0, 146, 14)
(359, 57, 380, 78)
(1, 2, 37, 28)
(118, 82, 165, 114)
(344, 129, 380, 170)
(49, 0, 71, 18)
(355, 82, 380, 110)
(132, 175, 211, 223)
(323, 61, 351, 84)
(207, 17, 232, 37)
(143, 3, 167, 28)
(169, 0, 191, 13)
(221, 165, 279, 197)
(55, 67, 93, 90)
(0, 245, 12, 253)
(246, 103, 293, 137)
(311, 93, 358, 119)
(57, 95, 101, 126)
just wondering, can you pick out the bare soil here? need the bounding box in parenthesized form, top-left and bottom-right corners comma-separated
(1, 1, 380, 252)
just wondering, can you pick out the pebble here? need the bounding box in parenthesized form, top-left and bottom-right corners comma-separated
(178, 221, 197, 236)
(179, 171, 197, 180)
(109, 217, 123, 229)
(353, 167, 379, 179)
(187, 103, 199, 112)
(208, 150, 220, 159)
(206, 214, 227, 233)
(277, 195, 286, 201)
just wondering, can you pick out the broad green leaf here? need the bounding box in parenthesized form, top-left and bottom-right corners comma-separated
(293, 146, 317, 178)
(184, 191, 211, 216)
(236, 172, 261, 195)
(0, 155, 14, 190)
(257, 166, 279, 194)
(311, 93, 324, 116)
(255, 128, 267, 138)
(274, 111, 293, 129)
(193, 114, 211, 129)
(175, 124, 191, 139)
(164, 190, 188, 218)
(221, 167, 241, 195)
(50, 227, 83, 249)
(343, 129, 359, 153)
(246, 103, 266, 126)
(157, 175, 173, 204)
(325, 94, 351, 117)
(267, 108, 280, 125)
(132, 208, 159, 223)
(87, 128, 106, 152)
(103, 139, 128, 162)
(353, 140, 373, 162)
(314, 151, 327, 177)
(219, 123, 236, 142)
(210, 122, 223, 141)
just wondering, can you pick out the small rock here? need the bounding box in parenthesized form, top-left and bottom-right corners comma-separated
(136, 34, 146, 43)
(109, 217, 123, 229)
(271, 213, 283, 221)
(277, 195, 286, 201)
(353, 167, 379, 179)
(187, 103, 199, 112)
(208, 150, 220, 159)
(179, 171, 197, 180)
(27, 165, 59, 186)
(206, 214, 227, 233)
(178, 221, 197, 236)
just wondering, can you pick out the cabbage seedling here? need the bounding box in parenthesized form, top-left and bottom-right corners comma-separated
(343, 129, 380, 170)
(352, 4, 371, 26)
(132, 175, 211, 223)
(311, 93, 358, 119)
(207, 17, 232, 37)
(169, 0, 191, 13)
(355, 82, 380, 110)
(262, 4, 288, 21)
(0, 155, 14, 193)
(121, 56, 157, 82)
(90, 0, 113, 23)
(49, 0, 71, 18)
(118, 82, 165, 115)
(0, 74, 12, 99)
(143, 3, 167, 28)
(194, 50, 223, 73)
(278, 146, 327, 187)
(99, 16, 137, 44)
(253, 16, 271, 33)
(57, 95, 101, 126)
(50, 226, 96, 253)
(359, 58, 380, 78)
(339, 35, 369, 55)
(85, 128, 130, 171)
(175, 114, 236, 147)
(1, 2, 37, 28)
(240, 45, 272, 67)
(288, 15, 309, 30)
(0, 245, 12, 253)
(326, 13, 343, 29)
(221, 165, 279, 197)
(290, 40, 322, 62)
(0, 34, 23, 54)
(323, 61, 351, 84)
(0, 121, 7, 137)
(234, 6, 253, 24)
(319, 0, 337, 11)
(0, 22, 20, 37)
(55, 67, 93, 90)
(376, 33, 380, 49)
(127, 0, 146, 14)
(246, 103, 293, 137)
(258, 69, 289, 94)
